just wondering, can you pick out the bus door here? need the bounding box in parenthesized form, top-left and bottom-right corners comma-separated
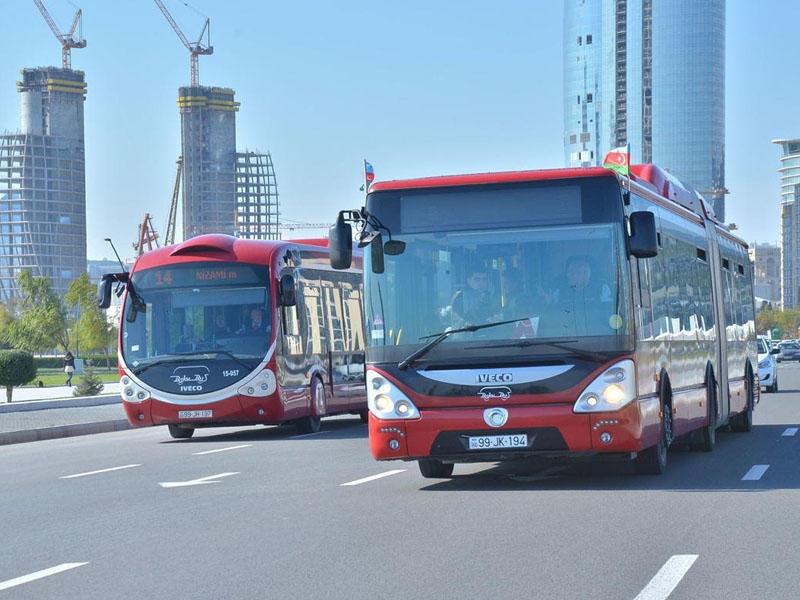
(705, 227, 729, 422)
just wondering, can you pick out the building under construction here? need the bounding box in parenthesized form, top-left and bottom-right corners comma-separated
(0, 67, 87, 300)
(177, 85, 279, 241)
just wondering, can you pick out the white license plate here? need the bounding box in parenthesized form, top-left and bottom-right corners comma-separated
(178, 410, 212, 419)
(468, 434, 528, 450)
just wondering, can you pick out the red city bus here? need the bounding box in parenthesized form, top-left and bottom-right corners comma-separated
(329, 164, 757, 476)
(99, 234, 366, 439)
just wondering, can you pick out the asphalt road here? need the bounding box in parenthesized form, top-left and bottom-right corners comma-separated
(1, 367, 799, 599)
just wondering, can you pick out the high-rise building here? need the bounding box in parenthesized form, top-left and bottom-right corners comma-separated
(177, 86, 280, 241)
(0, 67, 87, 300)
(773, 139, 800, 309)
(749, 243, 781, 308)
(563, 1, 726, 220)
(178, 86, 239, 239)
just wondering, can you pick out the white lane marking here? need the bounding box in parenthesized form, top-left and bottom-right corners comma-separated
(159, 472, 239, 488)
(59, 464, 142, 479)
(633, 554, 698, 600)
(193, 444, 252, 455)
(340, 469, 406, 487)
(742, 464, 770, 481)
(782, 427, 798, 437)
(0, 562, 88, 591)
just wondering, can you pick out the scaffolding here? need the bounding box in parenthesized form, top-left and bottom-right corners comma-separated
(235, 151, 280, 240)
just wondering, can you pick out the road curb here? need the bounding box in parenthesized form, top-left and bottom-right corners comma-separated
(0, 419, 132, 446)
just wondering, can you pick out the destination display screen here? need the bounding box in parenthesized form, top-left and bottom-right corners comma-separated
(134, 262, 266, 289)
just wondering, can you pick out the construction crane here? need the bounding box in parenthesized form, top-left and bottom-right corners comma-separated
(32, 0, 87, 70)
(279, 222, 333, 232)
(133, 157, 183, 255)
(134, 213, 160, 257)
(164, 156, 183, 245)
(153, 0, 213, 87)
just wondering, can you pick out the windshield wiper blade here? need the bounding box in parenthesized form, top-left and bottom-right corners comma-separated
(470, 338, 608, 363)
(398, 318, 520, 370)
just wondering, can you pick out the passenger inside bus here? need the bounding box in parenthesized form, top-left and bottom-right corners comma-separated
(238, 307, 265, 335)
(542, 255, 613, 335)
(450, 264, 497, 325)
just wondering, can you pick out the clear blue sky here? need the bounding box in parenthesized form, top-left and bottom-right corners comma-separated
(0, 1, 795, 260)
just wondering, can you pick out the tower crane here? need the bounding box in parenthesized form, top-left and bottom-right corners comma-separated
(153, 0, 213, 87)
(164, 156, 183, 246)
(32, 0, 87, 70)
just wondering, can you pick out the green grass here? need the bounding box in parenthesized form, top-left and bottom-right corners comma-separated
(25, 368, 119, 387)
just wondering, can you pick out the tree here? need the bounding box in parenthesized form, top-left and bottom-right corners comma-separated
(73, 360, 104, 397)
(3, 271, 68, 352)
(64, 273, 110, 355)
(0, 350, 37, 403)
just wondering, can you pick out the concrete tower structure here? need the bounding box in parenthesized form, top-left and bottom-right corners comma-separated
(563, 0, 726, 220)
(0, 67, 87, 299)
(177, 85, 280, 242)
(774, 139, 800, 309)
(178, 86, 239, 239)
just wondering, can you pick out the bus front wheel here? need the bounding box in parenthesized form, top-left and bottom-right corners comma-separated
(418, 458, 454, 479)
(168, 424, 194, 439)
(635, 398, 672, 475)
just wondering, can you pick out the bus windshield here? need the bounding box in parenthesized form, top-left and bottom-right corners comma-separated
(120, 261, 272, 374)
(363, 178, 633, 364)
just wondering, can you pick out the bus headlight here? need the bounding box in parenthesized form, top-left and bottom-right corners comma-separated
(573, 360, 636, 413)
(121, 375, 150, 404)
(367, 371, 420, 420)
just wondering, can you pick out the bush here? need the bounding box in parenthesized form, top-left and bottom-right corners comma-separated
(73, 361, 105, 397)
(0, 350, 37, 403)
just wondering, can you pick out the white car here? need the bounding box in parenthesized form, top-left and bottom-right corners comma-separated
(757, 336, 778, 393)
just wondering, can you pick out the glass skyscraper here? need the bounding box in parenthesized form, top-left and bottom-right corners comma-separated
(563, 0, 726, 221)
(774, 139, 800, 309)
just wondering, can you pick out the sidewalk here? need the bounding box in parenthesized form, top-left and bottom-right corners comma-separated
(0, 382, 130, 445)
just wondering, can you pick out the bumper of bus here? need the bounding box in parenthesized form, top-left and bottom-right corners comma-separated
(368, 398, 660, 462)
(122, 393, 290, 428)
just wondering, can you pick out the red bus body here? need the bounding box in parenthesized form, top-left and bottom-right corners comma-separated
(336, 165, 757, 476)
(107, 234, 365, 438)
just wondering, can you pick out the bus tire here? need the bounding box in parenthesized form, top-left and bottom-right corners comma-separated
(168, 424, 194, 439)
(358, 409, 369, 424)
(731, 370, 755, 432)
(697, 370, 717, 452)
(296, 378, 325, 434)
(418, 458, 454, 479)
(635, 386, 672, 475)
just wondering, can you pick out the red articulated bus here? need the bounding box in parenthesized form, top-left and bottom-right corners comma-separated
(329, 163, 757, 477)
(99, 234, 366, 439)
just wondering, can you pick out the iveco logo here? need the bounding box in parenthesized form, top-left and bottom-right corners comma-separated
(476, 372, 513, 384)
(478, 386, 512, 401)
(484, 407, 508, 428)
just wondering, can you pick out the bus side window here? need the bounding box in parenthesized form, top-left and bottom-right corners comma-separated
(281, 299, 303, 356)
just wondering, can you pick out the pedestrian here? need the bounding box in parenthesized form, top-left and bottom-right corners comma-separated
(63, 351, 75, 386)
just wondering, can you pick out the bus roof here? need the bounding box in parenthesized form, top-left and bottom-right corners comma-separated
(131, 234, 332, 270)
(367, 164, 718, 227)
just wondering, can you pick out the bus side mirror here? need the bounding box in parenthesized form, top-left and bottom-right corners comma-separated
(371, 234, 384, 274)
(98, 276, 113, 309)
(629, 211, 658, 258)
(329, 216, 353, 269)
(279, 274, 296, 306)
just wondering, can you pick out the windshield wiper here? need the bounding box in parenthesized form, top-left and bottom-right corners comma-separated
(131, 350, 255, 376)
(398, 318, 520, 370)
(470, 338, 608, 363)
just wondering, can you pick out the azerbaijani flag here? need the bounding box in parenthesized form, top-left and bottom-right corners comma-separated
(602, 144, 630, 176)
(364, 160, 375, 184)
